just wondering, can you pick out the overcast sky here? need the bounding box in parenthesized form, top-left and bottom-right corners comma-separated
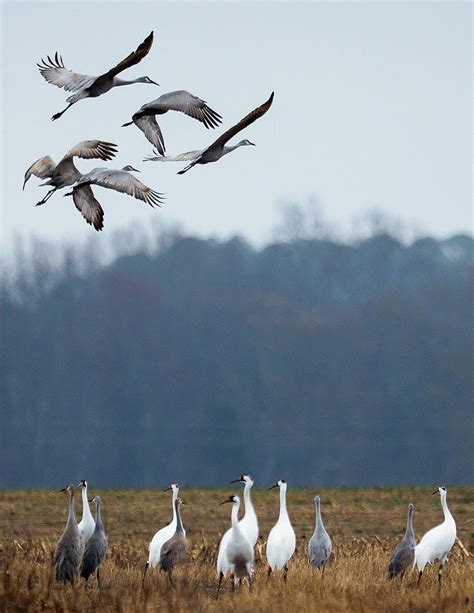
(1, 1, 472, 254)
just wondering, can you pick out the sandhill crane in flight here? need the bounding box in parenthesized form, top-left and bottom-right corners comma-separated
(143, 92, 274, 174)
(23, 140, 118, 207)
(63, 166, 164, 231)
(38, 32, 157, 121)
(122, 90, 222, 155)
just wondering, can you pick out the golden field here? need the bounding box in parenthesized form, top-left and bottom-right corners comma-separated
(1, 486, 473, 612)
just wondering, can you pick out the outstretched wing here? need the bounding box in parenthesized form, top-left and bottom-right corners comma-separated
(64, 141, 118, 162)
(134, 116, 165, 155)
(143, 148, 202, 163)
(96, 31, 154, 82)
(208, 92, 274, 150)
(37, 53, 96, 92)
(23, 156, 56, 189)
(145, 91, 222, 129)
(72, 185, 104, 231)
(86, 169, 165, 208)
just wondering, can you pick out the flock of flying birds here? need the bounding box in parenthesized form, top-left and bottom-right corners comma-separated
(55, 478, 457, 596)
(23, 32, 274, 231)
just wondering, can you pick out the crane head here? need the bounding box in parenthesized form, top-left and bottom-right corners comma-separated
(219, 495, 239, 506)
(432, 486, 447, 495)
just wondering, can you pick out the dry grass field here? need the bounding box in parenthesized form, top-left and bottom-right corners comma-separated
(1, 487, 473, 612)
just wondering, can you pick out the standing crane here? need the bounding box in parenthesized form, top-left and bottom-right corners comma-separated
(54, 484, 84, 584)
(77, 479, 95, 543)
(308, 495, 332, 573)
(81, 495, 108, 587)
(266, 479, 296, 581)
(38, 32, 157, 121)
(159, 497, 188, 587)
(388, 502, 415, 579)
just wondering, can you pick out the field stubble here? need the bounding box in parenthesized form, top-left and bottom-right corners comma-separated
(1, 487, 473, 612)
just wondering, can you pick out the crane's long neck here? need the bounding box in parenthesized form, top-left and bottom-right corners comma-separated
(113, 77, 145, 87)
(278, 485, 289, 522)
(67, 490, 77, 529)
(315, 499, 325, 532)
(95, 499, 104, 532)
(171, 488, 178, 524)
(175, 501, 184, 534)
(405, 506, 414, 538)
(440, 493, 454, 523)
(231, 501, 241, 536)
(82, 486, 93, 522)
(243, 481, 255, 520)
(223, 143, 244, 156)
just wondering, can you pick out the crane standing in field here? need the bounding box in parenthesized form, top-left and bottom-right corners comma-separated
(266, 479, 296, 581)
(54, 484, 84, 584)
(414, 486, 456, 586)
(388, 502, 415, 580)
(159, 497, 188, 587)
(81, 495, 108, 587)
(77, 479, 95, 543)
(217, 495, 254, 598)
(217, 474, 258, 587)
(38, 32, 157, 121)
(23, 141, 118, 207)
(308, 495, 332, 573)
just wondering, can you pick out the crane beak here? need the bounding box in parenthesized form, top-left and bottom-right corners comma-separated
(88, 498, 94, 503)
(268, 483, 278, 490)
(149, 79, 159, 86)
(60, 487, 67, 492)
(249, 142, 256, 146)
(162, 486, 172, 492)
(122, 121, 134, 127)
(432, 489, 439, 495)
(229, 478, 242, 484)
(219, 499, 231, 506)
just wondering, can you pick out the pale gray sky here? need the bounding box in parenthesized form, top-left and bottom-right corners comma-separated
(1, 1, 472, 253)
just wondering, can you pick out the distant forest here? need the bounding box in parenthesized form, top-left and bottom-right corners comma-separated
(1, 225, 472, 488)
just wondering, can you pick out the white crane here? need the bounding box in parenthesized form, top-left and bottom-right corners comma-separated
(23, 140, 118, 207)
(142, 483, 185, 583)
(266, 479, 296, 581)
(216, 474, 259, 583)
(77, 479, 95, 543)
(54, 484, 84, 583)
(143, 92, 274, 174)
(216, 495, 253, 598)
(122, 90, 222, 155)
(308, 495, 332, 573)
(63, 165, 164, 231)
(38, 32, 157, 121)
(414, 486, 456, 585)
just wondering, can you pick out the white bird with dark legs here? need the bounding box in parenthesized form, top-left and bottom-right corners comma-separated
(63, 165, 164, 231)
(23, 141, 118, 207)
(414, 486, 456, 586)
(77, 479, 95, 543)
(54, 484, 84, 584)
(308, 495, 332, 573)
(388, 502, 415, 579)
(266, 479, 296, 581)
(159, 497, 188, 587)
(144, 92, 274, 174)
(38, 32, 157, 121)
(80, 495, 108, 587)
(122, 90, 222, 155)
(217, 474, 258, 585)
(143, 484, 184, 584)
(216, 495, 253, 598)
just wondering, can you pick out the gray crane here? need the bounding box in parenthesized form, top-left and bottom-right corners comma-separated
(388, 502, 415, 579)
(54, 484, 84, 584)
(38, 32, 157, 121)
(143, 92, 274, 174)
(23, 140, 118, 207)
(81, 495, 108, 587)
(308, 495, 332, 573)
(63, 165, 164, 231)
(122, 90, 222, 155)
(159, 497, 188, 587)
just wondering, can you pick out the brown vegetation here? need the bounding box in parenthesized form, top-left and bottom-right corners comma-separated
(1, 487, 473, 611)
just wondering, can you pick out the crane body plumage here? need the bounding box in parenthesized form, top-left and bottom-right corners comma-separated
(54, 485, 84, 584)
(159, 497, 188, 585)
(388, 503, 415, 579)
(266, 480, 296, 579)
(81, 496, 108, 586)
(77, 480, 95, 543)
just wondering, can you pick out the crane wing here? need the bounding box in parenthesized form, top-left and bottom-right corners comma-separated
(72, 185, 104, 231)
(37, 53, 96, 92)
(86, 169, 165, 208)
(133, 116, 165, 155)
(23, 156, 56, 189)
(64, 141, 118, 162)
(207, 92, 274, 150)
(143, 148, 202, 162)
(145, 91, 222, 129)
(96, 31, 154, 82)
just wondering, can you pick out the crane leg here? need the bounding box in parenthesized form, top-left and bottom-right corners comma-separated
(267, 566, 272, 582)
(96, 568, 101, 589)
(283, 564, 289, 582)
(51, 102, 74, 122)
(417, 570, 423, 586)
(142, 561, 149, 586)
(215, 572, 224, 600)
(35, 188, 56, 207)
